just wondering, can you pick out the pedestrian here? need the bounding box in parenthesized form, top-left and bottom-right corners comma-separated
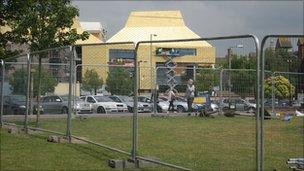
(185, 79, 195, 115)
(168, 88, 176, 112)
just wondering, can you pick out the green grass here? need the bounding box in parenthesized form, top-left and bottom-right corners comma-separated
(0, 129, 127, 171)
(2, 116, 303, 170)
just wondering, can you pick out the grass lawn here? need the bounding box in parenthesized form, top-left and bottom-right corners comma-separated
(2, 115, 303, 170)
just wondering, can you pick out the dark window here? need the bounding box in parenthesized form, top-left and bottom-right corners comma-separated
(109, 49, 135, 59)
(87, 97, 95, 103)
(42, 97, 49, 103)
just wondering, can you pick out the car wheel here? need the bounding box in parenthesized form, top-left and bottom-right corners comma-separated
(248, 107, 255, 113)
(177, 106, 185, 113)
(62, 107, 68, 114)
(127, 106, 133, 113)
(157, 106, 162, 113)
(97, 106, 106, 114)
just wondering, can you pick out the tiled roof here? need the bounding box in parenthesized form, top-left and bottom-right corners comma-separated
(276, 37, 292, 48)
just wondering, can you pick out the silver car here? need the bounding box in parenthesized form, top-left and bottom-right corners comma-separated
(138, 96, 169, 113)
(41, 95, 92, 114)
(159, 96, 188, 113)
(109, 95, 152, 113)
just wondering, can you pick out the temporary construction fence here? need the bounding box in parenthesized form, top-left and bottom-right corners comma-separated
(0, 34, 303, 170)
(0, 35, 260, 171)
(260, 35, 304, 171)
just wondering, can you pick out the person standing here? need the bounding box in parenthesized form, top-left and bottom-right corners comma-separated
(168, 88, 176, 112)
(185, 79, 195, 114)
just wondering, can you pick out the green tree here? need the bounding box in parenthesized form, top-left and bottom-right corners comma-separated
(106, 67, 133, 95)
(8, 68, 27, 95)
(265, 48, 301, 72)
(231, 70, 256, 97)
(82, 69, 103, 95)
(195, 70, 220, 92)
(9, 67, 57, 96)
(3, 0, 89, 123)
(264, 75, 295, 99)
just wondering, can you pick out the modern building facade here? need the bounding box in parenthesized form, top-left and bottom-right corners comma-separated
(81, 10, 216, 91)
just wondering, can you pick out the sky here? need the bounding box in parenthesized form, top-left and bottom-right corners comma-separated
(71, 0, 304, 56)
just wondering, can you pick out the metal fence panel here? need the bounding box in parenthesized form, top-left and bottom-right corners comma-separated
(261, 35, 304, 171)
(136, 36, 259, 170)
(71, 43, 135, 154)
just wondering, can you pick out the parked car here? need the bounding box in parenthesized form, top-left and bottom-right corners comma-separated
(41, 95, 92, 114)
(1, 95, 43, 115)
(63, 96, 93, 114)
(220, 98, 255, 113)
(108, 95, 152, 113)
(138, 96, 169, 113)
(80, 95, 128, 114)
(2, 95, 27, 115)
(278, 99, 292, 107)
(264, 98, 279, 107)
(159, 96, 188, 113)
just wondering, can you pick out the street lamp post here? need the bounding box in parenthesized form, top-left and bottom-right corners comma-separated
(227, 44, 243, 100)
(150, 34, 157, 91)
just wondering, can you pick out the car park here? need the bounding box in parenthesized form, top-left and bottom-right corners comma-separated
(41, 95, 92, 114)
(108, 95, 152, 113)
(80, 95, 128, 114)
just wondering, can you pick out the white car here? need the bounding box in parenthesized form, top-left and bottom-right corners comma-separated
(80, 95, 128, 114)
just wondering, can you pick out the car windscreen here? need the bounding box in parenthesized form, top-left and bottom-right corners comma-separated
(109, 96, 121, 102)
(120, 96, 133, 102)
(61, 96, 80, 102)
(11, 95, 26, 102)
(94, 96, 114, 102)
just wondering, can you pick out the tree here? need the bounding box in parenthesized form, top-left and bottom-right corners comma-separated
(106, 67, 133, 95)
(2, 0, 89, 124)
(231, 70, 256, 97)
(265, 48, 301, 72)
(8, 68, 27, 95)
(195, 70, 220, 92)
(264, 75, 295, 99)
(9, 67, 57, 96)
(82, 69, 103, 95)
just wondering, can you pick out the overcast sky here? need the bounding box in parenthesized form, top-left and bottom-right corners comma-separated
(72, 1, 303, 56)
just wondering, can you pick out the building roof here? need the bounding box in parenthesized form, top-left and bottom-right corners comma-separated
(71, 18, 103, 44)
(107, 10, 212, 47)
(276, 37, 292, 49)
(80, 22, 103, 33)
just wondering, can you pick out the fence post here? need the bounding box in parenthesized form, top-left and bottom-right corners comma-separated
(271, 72, 276, 116)
(0, 59, 4, 127)
(153, 67, 158, 115)
(131, 44, 139, 166)
(25, 53, 31, 133)
(66, 46, 74, 143)
(219, 69, 223, 114)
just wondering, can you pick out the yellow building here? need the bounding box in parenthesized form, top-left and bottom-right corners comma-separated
(81, 10, 215, 91)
